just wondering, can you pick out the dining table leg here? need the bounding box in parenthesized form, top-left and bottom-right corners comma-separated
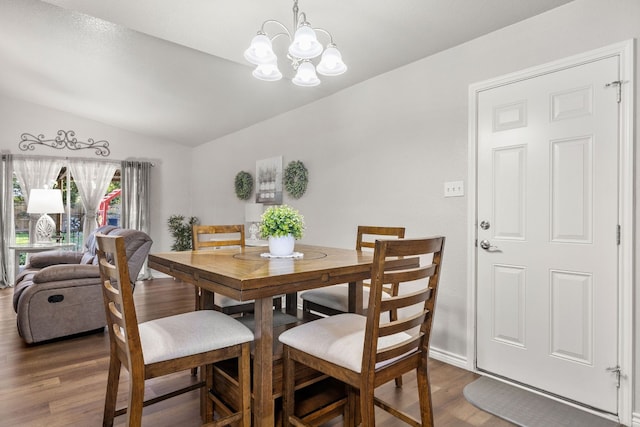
(348, 280, 364, 314)
(253, 296, 275, 426)
(285, 292, 298, 316)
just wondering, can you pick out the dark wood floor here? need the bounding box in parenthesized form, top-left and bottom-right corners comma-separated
(0, 278, 513, 426)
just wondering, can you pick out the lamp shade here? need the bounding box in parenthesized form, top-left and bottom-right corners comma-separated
(316, 46, 347, 76)
(252, 60, 283, 81)
(288, 24, 323, 59)
(292, 61, 320, 87)
(27, 189, 64, 214)
(245, 203, 264, 223)
(244, 34, 277, 65)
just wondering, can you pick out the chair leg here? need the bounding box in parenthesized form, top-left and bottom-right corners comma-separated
(345, 385, 358, 426)
(195, 285, 202, 310)
(359, 382, 376, 426)
(191, 286, 200, 377)
(126, 371, 145, 427)
(416, 365, 434, 426)
(395, 374, 403, 388)
(238, 343, 252, 427)
(203, 364, 214, 423)
(102, 357, 121, 427)
(282, 346, 295, 427)
(302, 300, 310, 316)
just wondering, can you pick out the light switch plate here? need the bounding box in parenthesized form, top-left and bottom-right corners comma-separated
(444, 181, 464, 197)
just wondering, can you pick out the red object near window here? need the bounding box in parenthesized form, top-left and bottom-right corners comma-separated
(97, 189, 121, 226)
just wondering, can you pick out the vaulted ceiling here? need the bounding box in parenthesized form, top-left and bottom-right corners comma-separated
(0, 0, 573, 146)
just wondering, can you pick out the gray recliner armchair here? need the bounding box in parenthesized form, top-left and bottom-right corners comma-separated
(12, 225, 152, 344)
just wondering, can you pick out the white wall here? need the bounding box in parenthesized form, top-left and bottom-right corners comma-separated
(191, 0, 640, 415)
(0, 94, 192, 251)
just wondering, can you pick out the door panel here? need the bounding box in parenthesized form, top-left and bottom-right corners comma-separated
(476, 56, 619, 413)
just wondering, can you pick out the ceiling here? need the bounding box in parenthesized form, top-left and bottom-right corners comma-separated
(0, 0, 573, 147)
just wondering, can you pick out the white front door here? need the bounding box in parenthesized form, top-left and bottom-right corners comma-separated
(475, 55, 620, 413)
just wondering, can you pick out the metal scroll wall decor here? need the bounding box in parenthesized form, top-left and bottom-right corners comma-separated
(18, 130, 110, 157)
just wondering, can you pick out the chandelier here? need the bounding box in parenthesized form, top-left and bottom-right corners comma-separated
(244, 0, 347, 87)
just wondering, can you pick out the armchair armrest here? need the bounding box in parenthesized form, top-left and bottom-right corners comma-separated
(33, 264, 100, 284)
(28, 250, 84, 268)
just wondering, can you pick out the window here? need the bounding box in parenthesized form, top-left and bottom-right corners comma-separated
(13, 167, 121, 251)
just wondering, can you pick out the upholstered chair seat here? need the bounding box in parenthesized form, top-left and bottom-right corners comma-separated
(300, 284, 391, 313)
(280, 313, 413, 373)
(139, 310, 254, 364)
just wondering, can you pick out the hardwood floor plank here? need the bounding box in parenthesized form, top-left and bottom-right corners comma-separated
(0, 278, 512, 426)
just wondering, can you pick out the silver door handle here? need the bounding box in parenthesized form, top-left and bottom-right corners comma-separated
(480, 239, 499, 251)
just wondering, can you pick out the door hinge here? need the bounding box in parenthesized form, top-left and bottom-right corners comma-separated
(605, 80, 622, 103)
(617, 224, 621, 245)
(606, 365, 621, 388)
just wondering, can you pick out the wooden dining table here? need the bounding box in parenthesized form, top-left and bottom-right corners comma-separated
(148, 243, 416, 426)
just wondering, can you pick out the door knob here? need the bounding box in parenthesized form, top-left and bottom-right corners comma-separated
(480, 239, 498, 251)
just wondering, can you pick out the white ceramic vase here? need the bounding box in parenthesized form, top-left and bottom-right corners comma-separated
(268, 235, 295, 256)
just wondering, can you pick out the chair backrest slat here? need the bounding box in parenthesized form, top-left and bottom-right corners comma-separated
(378, 311, 426, 338)
(356, 226, 405, 251)
(383, 263, 436, 284)
(379, 288, 432, 313)
(192, 224, 245, 250)
(363, 236, 445, 374)
(377, 335, 423, 363)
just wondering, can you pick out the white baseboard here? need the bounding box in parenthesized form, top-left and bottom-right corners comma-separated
(631, 412, 640, 427)
(429, 346, 468, 370)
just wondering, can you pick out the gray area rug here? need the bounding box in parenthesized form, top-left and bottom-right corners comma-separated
(463, 376, 620, 427)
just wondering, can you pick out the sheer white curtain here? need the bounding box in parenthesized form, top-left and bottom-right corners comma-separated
(121, 160, 152, 279)
(13, 157, 65, 203)
(13, 157, 65, 244)
(0, 155, 15, 287)
(69, 160, 118, 244)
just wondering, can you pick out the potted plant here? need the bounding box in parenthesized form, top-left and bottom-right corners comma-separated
(260, 205, 304, 256)
(167, 215, 199, 251)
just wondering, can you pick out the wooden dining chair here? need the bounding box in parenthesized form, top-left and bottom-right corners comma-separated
(96, 233, 253, 427)
(300, 225, 406, 318)
(280, 236, 445, 426)
(192, 224, 282, 315)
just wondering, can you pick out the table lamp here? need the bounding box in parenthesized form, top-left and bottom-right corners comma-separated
(27, 189, 65, 243)
(245, 203, 264, 241)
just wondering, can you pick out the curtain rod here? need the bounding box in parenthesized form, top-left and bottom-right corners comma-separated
(1, 153, 155, 166)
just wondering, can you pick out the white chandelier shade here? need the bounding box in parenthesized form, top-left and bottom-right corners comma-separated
(244, 34, 277, 65)
(288, 24, 323, 59)
(292, 61, 320, 87)
(316, 46, 347, 76)
(245, 0, 347, 86)
(252, 59, 283, 81)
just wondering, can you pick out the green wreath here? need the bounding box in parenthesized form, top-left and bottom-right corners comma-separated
(234, 171, 254, 200)
(284, 160, 308, 199)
